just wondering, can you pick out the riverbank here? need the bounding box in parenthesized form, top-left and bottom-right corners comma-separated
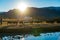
(0, 23, 60, 34)
(0, 27, 60, 36)
(0, 25, 60, 33)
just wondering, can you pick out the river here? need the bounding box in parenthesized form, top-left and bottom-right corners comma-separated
(0, 28, 60, 40)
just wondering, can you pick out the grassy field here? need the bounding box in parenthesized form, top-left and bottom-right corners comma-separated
(0, 23, 60, 28)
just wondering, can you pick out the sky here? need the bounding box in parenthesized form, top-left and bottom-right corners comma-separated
(0, 0, 60, 12)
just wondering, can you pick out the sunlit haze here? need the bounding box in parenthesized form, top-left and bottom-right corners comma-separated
(17, 2, 28, 12)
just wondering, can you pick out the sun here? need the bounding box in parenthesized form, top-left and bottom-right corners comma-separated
(17, 2, 28, 12)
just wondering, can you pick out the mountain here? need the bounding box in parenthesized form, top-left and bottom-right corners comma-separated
(0, 7, 60, 19)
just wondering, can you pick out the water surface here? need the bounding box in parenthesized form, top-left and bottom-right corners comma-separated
(1, 32, 60, 40)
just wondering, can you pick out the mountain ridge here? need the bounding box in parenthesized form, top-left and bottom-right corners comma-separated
(0, 7, 60, 19)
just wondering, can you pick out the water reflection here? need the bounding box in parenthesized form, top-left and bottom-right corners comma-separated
(25, 32, 60, 40)
(1, 32, 60, 40)
(2, 35, 25, 40)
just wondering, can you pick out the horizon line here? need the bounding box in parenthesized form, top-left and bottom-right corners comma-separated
(0, 6, 60, 12)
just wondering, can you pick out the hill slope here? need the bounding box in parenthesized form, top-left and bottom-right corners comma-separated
(0, 7, 60, 19)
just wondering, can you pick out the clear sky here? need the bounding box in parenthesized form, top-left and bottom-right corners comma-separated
(0, 0, 60, 12)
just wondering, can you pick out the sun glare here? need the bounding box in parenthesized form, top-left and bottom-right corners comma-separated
(17, 2, 28, 12)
